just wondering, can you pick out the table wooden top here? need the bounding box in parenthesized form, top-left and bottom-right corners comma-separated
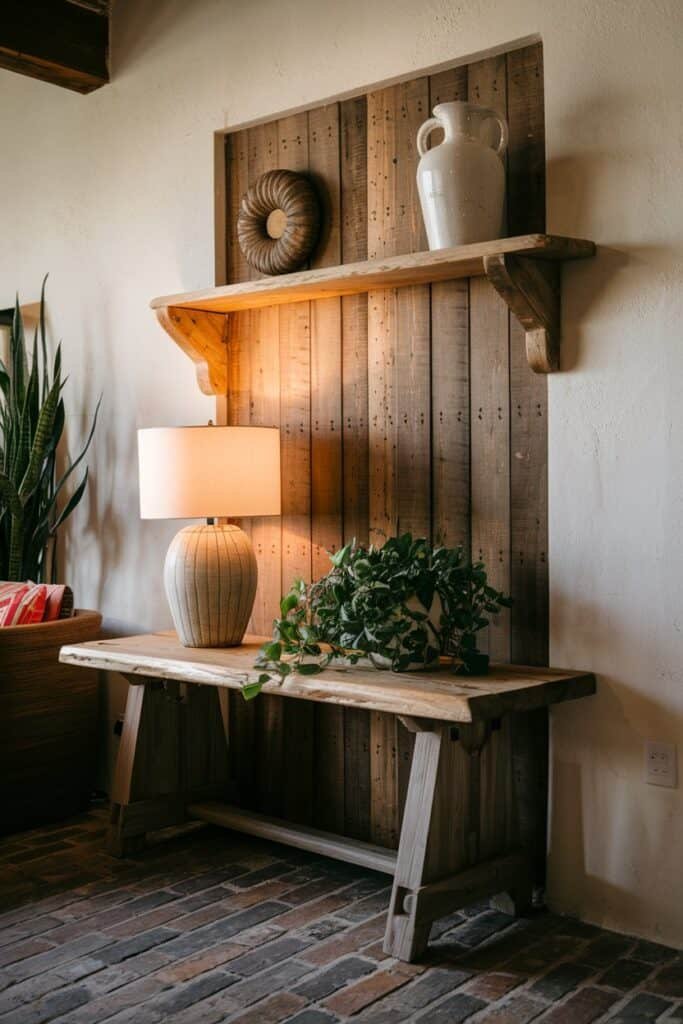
(60, 632, 595, 723)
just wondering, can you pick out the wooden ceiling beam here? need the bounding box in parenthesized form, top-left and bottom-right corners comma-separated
(0, 0, 109, 95)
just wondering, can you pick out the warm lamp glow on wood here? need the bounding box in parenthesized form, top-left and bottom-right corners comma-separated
(137, 426, 281, 647)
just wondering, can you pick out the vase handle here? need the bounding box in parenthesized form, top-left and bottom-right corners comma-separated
(417, 117, 443, 158)
(482, 112, 508, 157)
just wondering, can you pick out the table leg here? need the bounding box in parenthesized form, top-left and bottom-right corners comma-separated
(383, 717, 533, 962)
(108, 677, 229, 856)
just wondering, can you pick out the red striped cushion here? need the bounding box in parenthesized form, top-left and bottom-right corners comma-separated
(0, 582, 48, 626)
(43, 584, 68, 622)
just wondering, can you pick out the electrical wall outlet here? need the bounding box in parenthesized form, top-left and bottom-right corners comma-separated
(645, 741, 677, 788)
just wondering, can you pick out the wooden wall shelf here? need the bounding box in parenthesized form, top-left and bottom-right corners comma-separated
(151, 234, 595, 391)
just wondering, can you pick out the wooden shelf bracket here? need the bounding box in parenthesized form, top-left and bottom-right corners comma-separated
(484, 253, 561, 373)
(156, 306, 229, 396)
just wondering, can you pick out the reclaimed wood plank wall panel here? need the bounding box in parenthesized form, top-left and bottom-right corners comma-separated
(344, 704, 371, 841)
(245, 125, 281, 646)
(507, 43, 548, 667)
(310, 103, 343, 579)
(431, 278, 470, 550)
(223, 128, 256, 806)
(469, 269, 511, 661)
(277, 112, 312, 593)
(506, 43, 549, 888)
(250, 304, 284, 815)
(370, 709, 399, 849)
(507, 45, 546, 239)
(429, 65, 470, 553)
(367, 85, 398, 543)
(226, 131, 251, 286)
(309, 102, 346, 833)
(248, 305, 282, 641)
(366, 85, 400, 848)
(249, 121, 284, 816)
(479, 719, 514, 861)
(340, 95, 372, 841)
(367, 79, 431, 542)
(367, 77, 432, 845)
(277, 111, 316, 824)
(393, 80, 431, 544)
(219, 42, 546, 848)
(215, 135, 228, 291)
(468, 55, 512, 664)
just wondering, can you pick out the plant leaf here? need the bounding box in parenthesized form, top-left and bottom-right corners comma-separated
(50, 468, 89, 533)
(242, 681, 264, 701)
(39, 274, 48, 402)
(0, 473, 21, 517)
(12, 297, 27, 410)
(279, 592, 298, 616)
(416, 580, 434, 611)
(18, 374, 61, 499)
(297, 663, 322, 676)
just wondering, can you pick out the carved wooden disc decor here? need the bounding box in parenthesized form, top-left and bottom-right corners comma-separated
(237, 169, 320, 275)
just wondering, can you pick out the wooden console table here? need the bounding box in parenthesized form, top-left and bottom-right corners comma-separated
(60, 633, 595, 961)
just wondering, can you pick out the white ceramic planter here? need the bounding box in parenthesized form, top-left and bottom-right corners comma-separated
(368, 594, 443, 671)
(416, 101, 508, 249)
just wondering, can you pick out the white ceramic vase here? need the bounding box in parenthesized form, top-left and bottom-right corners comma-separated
(416, 101, 508, 250)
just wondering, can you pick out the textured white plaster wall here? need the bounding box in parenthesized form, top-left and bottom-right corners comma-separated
(0, 0, 681, 948)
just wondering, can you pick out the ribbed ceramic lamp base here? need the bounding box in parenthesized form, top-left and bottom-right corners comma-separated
(163, 524, 257, 648)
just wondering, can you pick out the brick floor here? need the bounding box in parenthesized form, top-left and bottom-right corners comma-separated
(0, 809, 681, 1023)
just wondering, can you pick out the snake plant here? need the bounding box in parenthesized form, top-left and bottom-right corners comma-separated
(0, 278, 100, 582)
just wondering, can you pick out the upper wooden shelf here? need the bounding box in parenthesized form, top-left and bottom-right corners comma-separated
(152, 234, 593, 314)
(151, 234, 595, 392)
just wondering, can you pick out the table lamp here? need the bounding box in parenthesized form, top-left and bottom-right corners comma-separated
(137, 425, 281, 648)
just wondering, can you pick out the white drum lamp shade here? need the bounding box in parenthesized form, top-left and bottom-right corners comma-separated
(138, 426, 281, 648)
(138, 426, 281, 519)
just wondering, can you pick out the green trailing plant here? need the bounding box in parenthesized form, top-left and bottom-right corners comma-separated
(0, 278, 100, 583)
(246, 534, 511, 699)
